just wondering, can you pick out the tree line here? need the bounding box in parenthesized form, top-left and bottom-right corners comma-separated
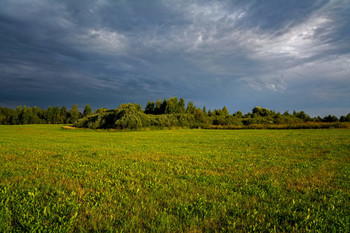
(1, 98, 349, 128)
(144, 97, 350, 124)
(75, 98, 349, 130)
(0, 104, 90, 125)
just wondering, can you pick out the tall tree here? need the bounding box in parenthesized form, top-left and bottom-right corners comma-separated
(21, 106, 34, 124)
(186, 101, 194, 114)
(45, 106, 54, 124)
(52, 106, 61, 124)
(252, 106, 270, 117)
(145, 101, 155, 114)
(295, 111, 310, 120)
(323, 115, 338, 122)
(60, 106, 68, 123)
(221, 106, 229, 116)
(31, 106, 40, 124)
(233, 111, 243, 118)
(340, 113, 350, 122)
(15, 106, 22, 124)
(165, 97, 179, 114)
(160, 98, 167, 114)
(213, 109, 220, 116)
(283, 111, 290, 116)
(202, 106, 207, 115)
(83, 104, 92, 117)
(207, 109, 212, 117)
(179, 98, 186, 114)
(69, 104, 80, 123)
(154, 99, 162, 115)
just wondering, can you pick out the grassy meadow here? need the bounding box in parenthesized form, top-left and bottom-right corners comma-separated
(0, 125, 349, 232)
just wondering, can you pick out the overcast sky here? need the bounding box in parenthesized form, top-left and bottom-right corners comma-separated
(1, 0, 349, 116)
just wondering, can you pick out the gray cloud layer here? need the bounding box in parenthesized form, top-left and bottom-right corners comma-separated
(0, 0, 349, 116)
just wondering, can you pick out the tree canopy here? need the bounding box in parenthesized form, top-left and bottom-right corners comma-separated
(0, 98, 349, 129)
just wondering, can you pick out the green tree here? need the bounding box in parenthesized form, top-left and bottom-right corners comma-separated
(119, 103, 142, 112)
(202, 106, 207, 115)
(221, 106, 229, 116)
(69, 104, 80, 123)
(160, 99, 167, 114)
(94, 108, 108, 114)
(283, 111, 290, 116)
(252, 106, 271, 117)
(21, 106, 34, 124)
(186, 101, 194, 114)
(233, 111, 243, 118)
(154, 99, 162, 115)
(295, 111, 310, 121)
(83, 104, 92, 117)
(194, 108, 210, 126)
(52, 106, 61, 124)
(207, 109, 212, 117)
(45, 106, 54, 124)
(323, 115, 338, 122)
(60, 106, 68, 123)
(32, 106, 42, 124)
(213, 109, 220, 116)
(179, 98, 186, 113)
(340, 113, 350, 122)
(145, 101, 155, 114)
(165, 97, 179, 114)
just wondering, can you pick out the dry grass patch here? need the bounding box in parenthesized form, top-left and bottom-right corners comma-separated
(61, 126, 77, 130)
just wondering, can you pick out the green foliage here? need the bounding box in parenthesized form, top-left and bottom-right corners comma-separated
(0, 125, 349, 231)
(93, 107, 108, 115)
(0, 107, 17, 125)
(0, 105, 83, 125)
(221, 106, 229, 116)
(69, 105, 80, 123)
(75, 107, 212, 130)
(52, 106, 61, 124)
(60, 106, 68, 124)
(144, 101, 155, 114)
(179, 98, 186, 114)
(45, 106, 53, 124)
(323, 115, 338, 122)
(213, 115, 243, 126)
(186, 101, 194, 114)
(165, 97, 180, 114)
(340, 113, 350, 122)
(155, 99, 162, 115)
(295, 111, 311, 121)
(252, 106, 272, 117)
(202, 106, 207, 115)
(0, 98, 347, 128)
(115, 104, 144, 130)
(160, 99, 167, 115)
(83, 104, 92, 117)
(233, 111, 243, 118)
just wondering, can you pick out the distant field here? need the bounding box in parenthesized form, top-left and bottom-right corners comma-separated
(0, 125, 349, 232)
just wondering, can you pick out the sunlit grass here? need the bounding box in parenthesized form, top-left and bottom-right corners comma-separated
(0, 125, 349, 232)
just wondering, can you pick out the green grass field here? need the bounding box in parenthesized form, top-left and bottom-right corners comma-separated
(0, 125, 349, 232)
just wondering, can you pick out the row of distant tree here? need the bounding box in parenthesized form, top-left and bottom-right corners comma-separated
(0, 97, 349, 127)
(144, 97, 349, 123)
(75, 101, 350, 130)
(0, 104, 91, 125)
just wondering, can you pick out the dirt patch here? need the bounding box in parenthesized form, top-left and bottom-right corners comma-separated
(61, 126, 78, 130)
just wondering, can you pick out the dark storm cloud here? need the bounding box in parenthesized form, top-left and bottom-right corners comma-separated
(0, 0, 349, 116)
